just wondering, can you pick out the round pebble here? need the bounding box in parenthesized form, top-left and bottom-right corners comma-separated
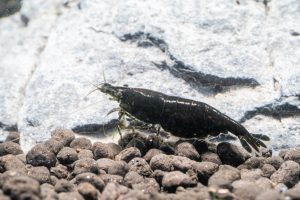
(26, 144, 56, 168)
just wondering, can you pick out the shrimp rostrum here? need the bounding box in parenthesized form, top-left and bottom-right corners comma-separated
(97, 83, 269, 153)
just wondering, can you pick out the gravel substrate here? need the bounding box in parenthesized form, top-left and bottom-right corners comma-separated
(1, 129, 300, 200)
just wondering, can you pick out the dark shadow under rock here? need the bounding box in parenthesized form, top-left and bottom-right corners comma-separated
(0, 0, 21, 18)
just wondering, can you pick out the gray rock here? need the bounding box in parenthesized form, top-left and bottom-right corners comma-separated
(0, 170, 25, 188)
(274, 183, 289, 193)
(162, 171, 197, 192)
(256, 190, 284, 200)
(0, 191, 9, 200)
(232, 179, 268, 200)
(44, 139, 64, 154)
(26, 144, 56, 168)
(77, 182, 99, 200)
(50, 175, 59, 186)
(107, 142, 122, 158)
(92, 142, 114, 159)
(279, 149, 289, 159)
(173, 187, 211, 200)
(0, 0, 299, 153)
(128, 157, 152, 176)
(208, 165, 240, 189)
(171, 156, 194, 173)
(261, 164, 276, 178)
(2, 176, 40, 199)
(0, 0, 22, 18)
(40, 183, 57, 200)
(285, 182, 300, 200)
(5, 131, 20, 143)
(240, 169, 262, 181)
(150, 154, 174, 171)
(217, 142, 245, 167)
(0, 141, 23, 156)
(143, 148, 164, 162)
(255, 177, 273, 190)
(124, 171, 144, 187)
(54, 179, 75, 193)
(192, 161, 219, 185)
(264, 156, 284, 170)
(97, 158, 115, 173)
(101, 182, 129, 200)
(70, 137, 92, 151)
(115, 147, 142, 163)
(50, 164, 69, 179)
(239, 157, 265, 169)
(201, 152, 222, 165)
(0, 154, 26, 173)
(107, 160, 128, 177)
(58, 192, 84, 200)
(175, 142, 200, 161)
(126, 137, 148, 156)
(57, 147, 78, 164)
(124, 170, 160, 193)
(51, 129, 75, 146)
(121, 189, 150, 200)
(73, 158, 99, 175)
(27, 166, 51, 184)
(271, 160, 300, 188)
(16, 153, 26, 163)
(99, 174, 124, 185)
(151, 169, 167, 185)
(134, 177, 160, 193)
(75, 172, 105, 191)
(77, 149, 94, 159)
(284, 148, 300, 165)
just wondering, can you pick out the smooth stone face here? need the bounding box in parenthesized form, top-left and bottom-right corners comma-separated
(175, 142, 200, 161)
(73, 158, 99, 175)
(270, 160, 300, 188)
(261, 164, 276, 178)
(50, 164, 69, 179)
(27, 166, 51, 184)
(232, 179, 269, 200)
(26, 144, 56, 168)
(75, 172, 105, 191)
(128, 157, 152, 176)
(192, 161, 219, 185)
(0, 0, 299, 153)
(264, 156, 284, 170)
(0, 142, 23, 156)
(217, 142, 246, 167)
(115, 147, 141, 163)
(54, 179, 75, 193)
(101, 182, 129, 200)
(77, 182, 98, 200)
(162, 171, 197, 192)
(256, 190, 284, 200)
(150, 154, 174, 172)
(0, 154, 26, 173)
(208, 165, 240, 189)
(2, 176, 40, 199)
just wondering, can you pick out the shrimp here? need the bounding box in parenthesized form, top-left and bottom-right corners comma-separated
(97, 83, 269, 153)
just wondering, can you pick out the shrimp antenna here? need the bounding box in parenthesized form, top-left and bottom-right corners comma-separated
(83, 81, 103, 99)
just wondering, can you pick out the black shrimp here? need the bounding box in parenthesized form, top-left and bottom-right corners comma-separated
(97, 83, 269, 153)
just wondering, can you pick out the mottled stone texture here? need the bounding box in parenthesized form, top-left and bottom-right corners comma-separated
(0, 0, 299, 151)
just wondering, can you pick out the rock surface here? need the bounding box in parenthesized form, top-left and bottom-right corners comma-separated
(0, 0, 299, 153)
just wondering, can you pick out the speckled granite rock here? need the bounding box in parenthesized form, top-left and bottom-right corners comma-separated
(0, 0, 299, 152)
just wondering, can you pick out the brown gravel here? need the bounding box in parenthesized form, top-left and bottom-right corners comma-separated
(0, 129, 299, 200)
